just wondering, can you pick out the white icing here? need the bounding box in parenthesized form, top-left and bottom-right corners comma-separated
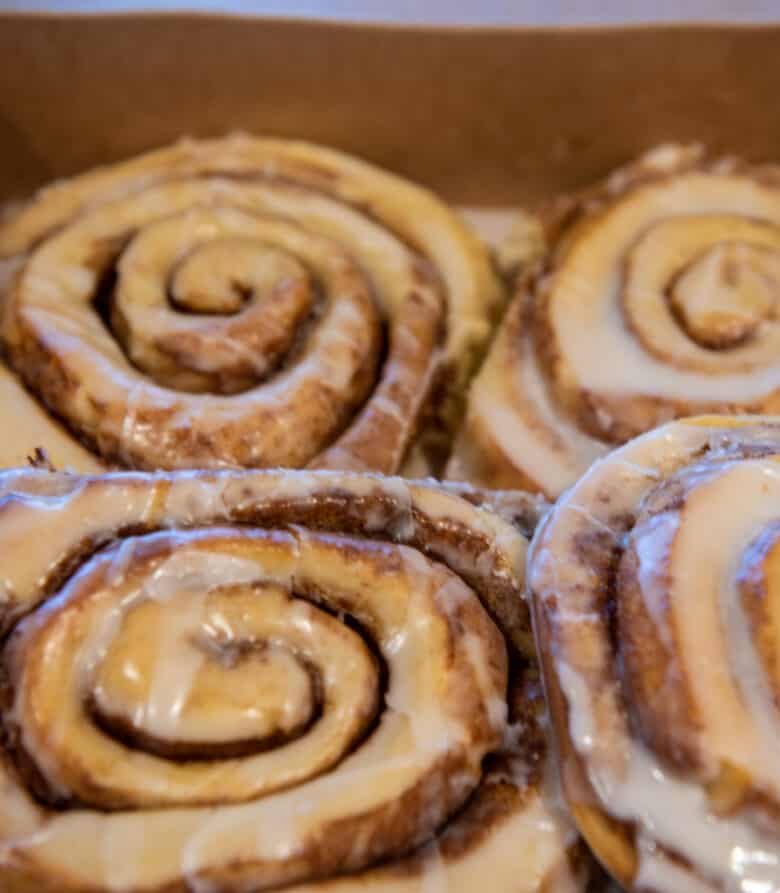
(633, 510, 679, 648)
(555, 186, 780, 401)
(455, 306, 607, 496)
(0, 366, 104, 473)
(452, 163, 780, 499)
(1, 135, 502, 474)
(532, 418, 780, 893)
(0, 467, 519, 890)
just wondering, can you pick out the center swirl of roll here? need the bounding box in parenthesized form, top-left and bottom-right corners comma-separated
(669, 241, 780, 348)
(7, 532, 390, 809)
(108, 207, 378, 398)
(620, 214, 780, 371)
(114, 208, 334, 394)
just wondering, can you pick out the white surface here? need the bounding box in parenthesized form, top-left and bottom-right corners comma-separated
(0, 0, 778, 25)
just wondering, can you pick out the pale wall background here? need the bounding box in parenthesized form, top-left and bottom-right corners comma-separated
(0, 0, 778, 24)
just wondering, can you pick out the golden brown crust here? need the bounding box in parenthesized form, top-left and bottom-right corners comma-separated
(529, 415, 780, 892)
(450, 145, 780, 497)
(0, 135, 503, 475)
(0, 467, 589, 893)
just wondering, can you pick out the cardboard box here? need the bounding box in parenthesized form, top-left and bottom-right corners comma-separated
(1, 12, 780, 217)
(0, 12, 776, 893)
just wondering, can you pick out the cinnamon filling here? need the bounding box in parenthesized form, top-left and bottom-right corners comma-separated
(0, 468, 587, 893)
(0, 135, 503, 476)
(450, 145, 780, 498)
(529, 416, 780, 892)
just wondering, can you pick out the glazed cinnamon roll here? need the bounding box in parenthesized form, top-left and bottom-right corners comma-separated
(528, 415, 780, 892)
(0, 135, 503, 474)
(0, 468, 591, 893)
(449, 144, 780, 496)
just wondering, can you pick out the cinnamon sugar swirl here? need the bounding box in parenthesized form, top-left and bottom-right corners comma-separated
(529, 416, 780, 892)
(0, 468, 593, 892)
(450, 145, 780, 496)
(0, 135, 502, 474)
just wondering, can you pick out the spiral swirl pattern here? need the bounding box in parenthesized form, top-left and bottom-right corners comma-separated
(449, 144, 780, 497)
(0, 134, 502, 474)
(0, 468, 587, 893)
(529, 415, 780, 892)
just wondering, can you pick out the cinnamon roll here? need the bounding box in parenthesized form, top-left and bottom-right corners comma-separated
(449, 144, 780, 496)
(0, 134, 503, 474)
(0, 468, 591, 892)
(528, 415, 780, 892)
